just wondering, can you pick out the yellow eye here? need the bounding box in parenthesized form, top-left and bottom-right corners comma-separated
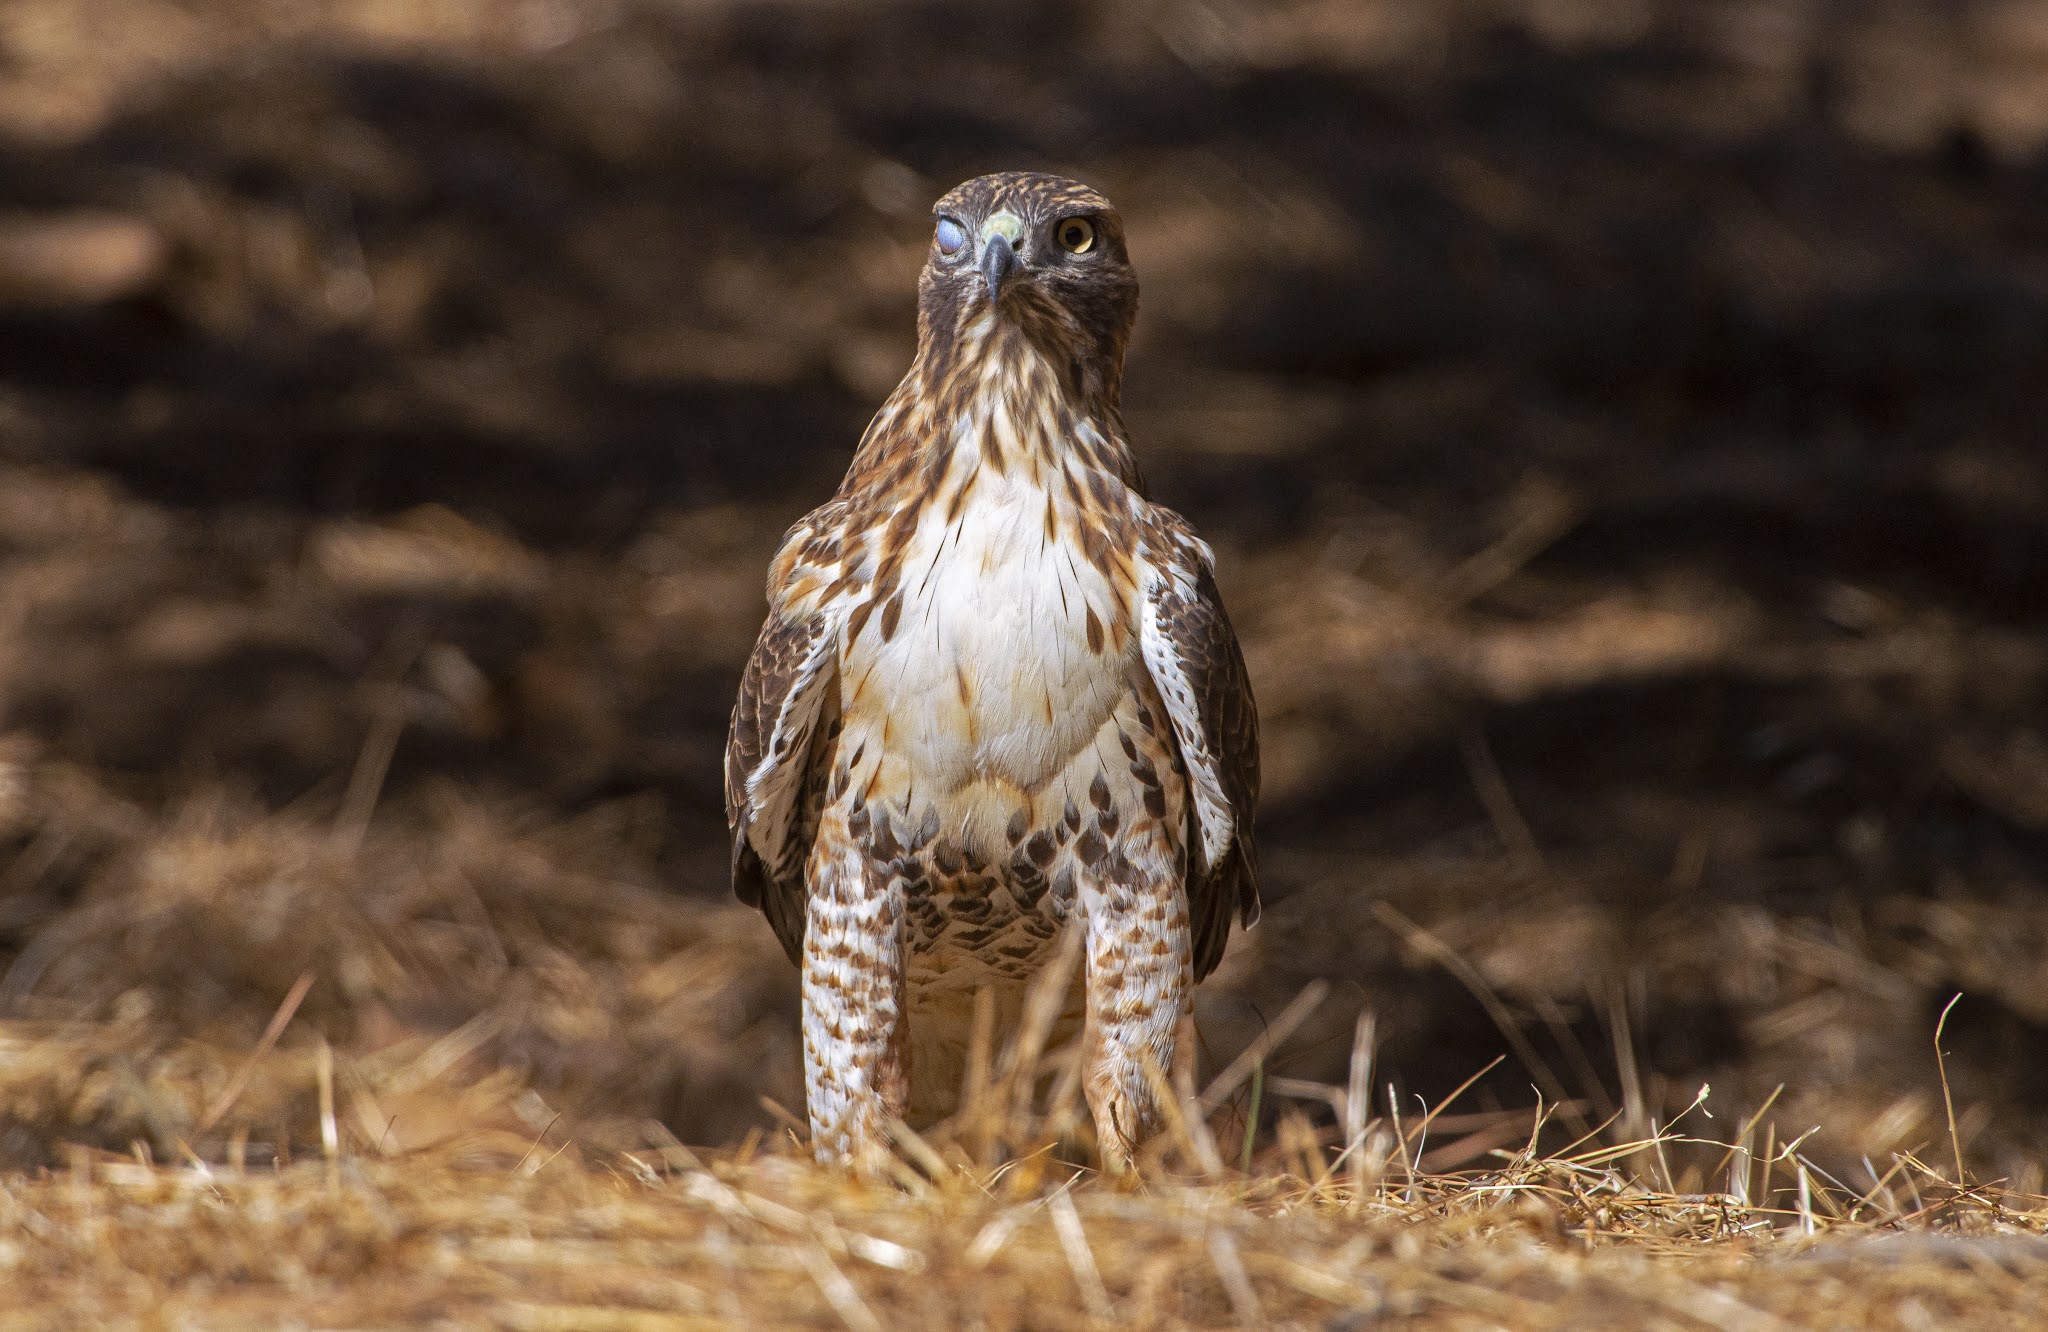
(1055, 217, 1096, 254)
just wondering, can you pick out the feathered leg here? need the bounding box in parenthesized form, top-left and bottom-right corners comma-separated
(1080, 856, 1193, 1172)
(802, 804, 908, 1168)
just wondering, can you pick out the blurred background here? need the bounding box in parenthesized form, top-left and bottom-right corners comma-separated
(0, 0, 2046, 1190)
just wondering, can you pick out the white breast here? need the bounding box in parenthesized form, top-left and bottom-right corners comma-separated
(844, 463, 1129, 805)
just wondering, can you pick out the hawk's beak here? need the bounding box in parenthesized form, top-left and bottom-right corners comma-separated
(981, 232, 1017, 304)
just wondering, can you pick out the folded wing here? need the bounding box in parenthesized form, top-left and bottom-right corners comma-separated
(1136, 511, 1261, 980)
(725, 509, 848, 963)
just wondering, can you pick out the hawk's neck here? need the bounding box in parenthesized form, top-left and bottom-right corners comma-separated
(845, 312, 1141, 495)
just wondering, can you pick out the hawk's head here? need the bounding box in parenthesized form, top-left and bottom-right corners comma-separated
(917, 172, 1138, 403)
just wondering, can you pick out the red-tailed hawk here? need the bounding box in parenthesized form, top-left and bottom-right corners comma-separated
(725, 172, 1258, 1170)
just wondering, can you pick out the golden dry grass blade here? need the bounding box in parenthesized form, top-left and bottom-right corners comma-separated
(1198, 979, 1328, 1110)
(1372, 902, 1579, 1123)
(195, 971, 314, 1135)
(1935, 992, 1968, 1188)
(1048, 1189, 1114, 1321)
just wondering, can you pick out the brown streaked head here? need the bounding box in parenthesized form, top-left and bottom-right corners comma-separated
(916, 172, 1138, 400)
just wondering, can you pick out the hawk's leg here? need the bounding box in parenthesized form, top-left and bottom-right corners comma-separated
(801, 807, 908, 1168)
(1080, 861, 1194, 1172)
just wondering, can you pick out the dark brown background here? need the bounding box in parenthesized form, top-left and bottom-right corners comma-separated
(1, 0, 2045, 1190)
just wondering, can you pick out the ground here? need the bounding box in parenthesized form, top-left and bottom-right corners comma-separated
(0, 0, 2046, 1324)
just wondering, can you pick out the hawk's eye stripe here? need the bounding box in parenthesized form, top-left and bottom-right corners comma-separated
(935, 217, 966, 255)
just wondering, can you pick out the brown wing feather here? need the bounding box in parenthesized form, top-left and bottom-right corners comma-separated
(1139, 511, 1260, 981)
(725, 506, 849, 965)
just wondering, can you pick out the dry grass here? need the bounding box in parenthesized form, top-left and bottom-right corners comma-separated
(1, 754, 2041, 1326)
(12, 1144, 2048, 1329)
(3, 974, 2046, 1329)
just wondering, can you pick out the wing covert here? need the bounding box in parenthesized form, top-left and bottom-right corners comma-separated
(725, 508, 849, 964)
(1137, 511, 1261, 981)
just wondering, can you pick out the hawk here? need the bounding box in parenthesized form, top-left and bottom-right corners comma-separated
(725, 172, 1259, 1170)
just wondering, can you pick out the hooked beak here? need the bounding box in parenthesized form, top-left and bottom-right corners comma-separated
(981, 232, 1017, 305)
